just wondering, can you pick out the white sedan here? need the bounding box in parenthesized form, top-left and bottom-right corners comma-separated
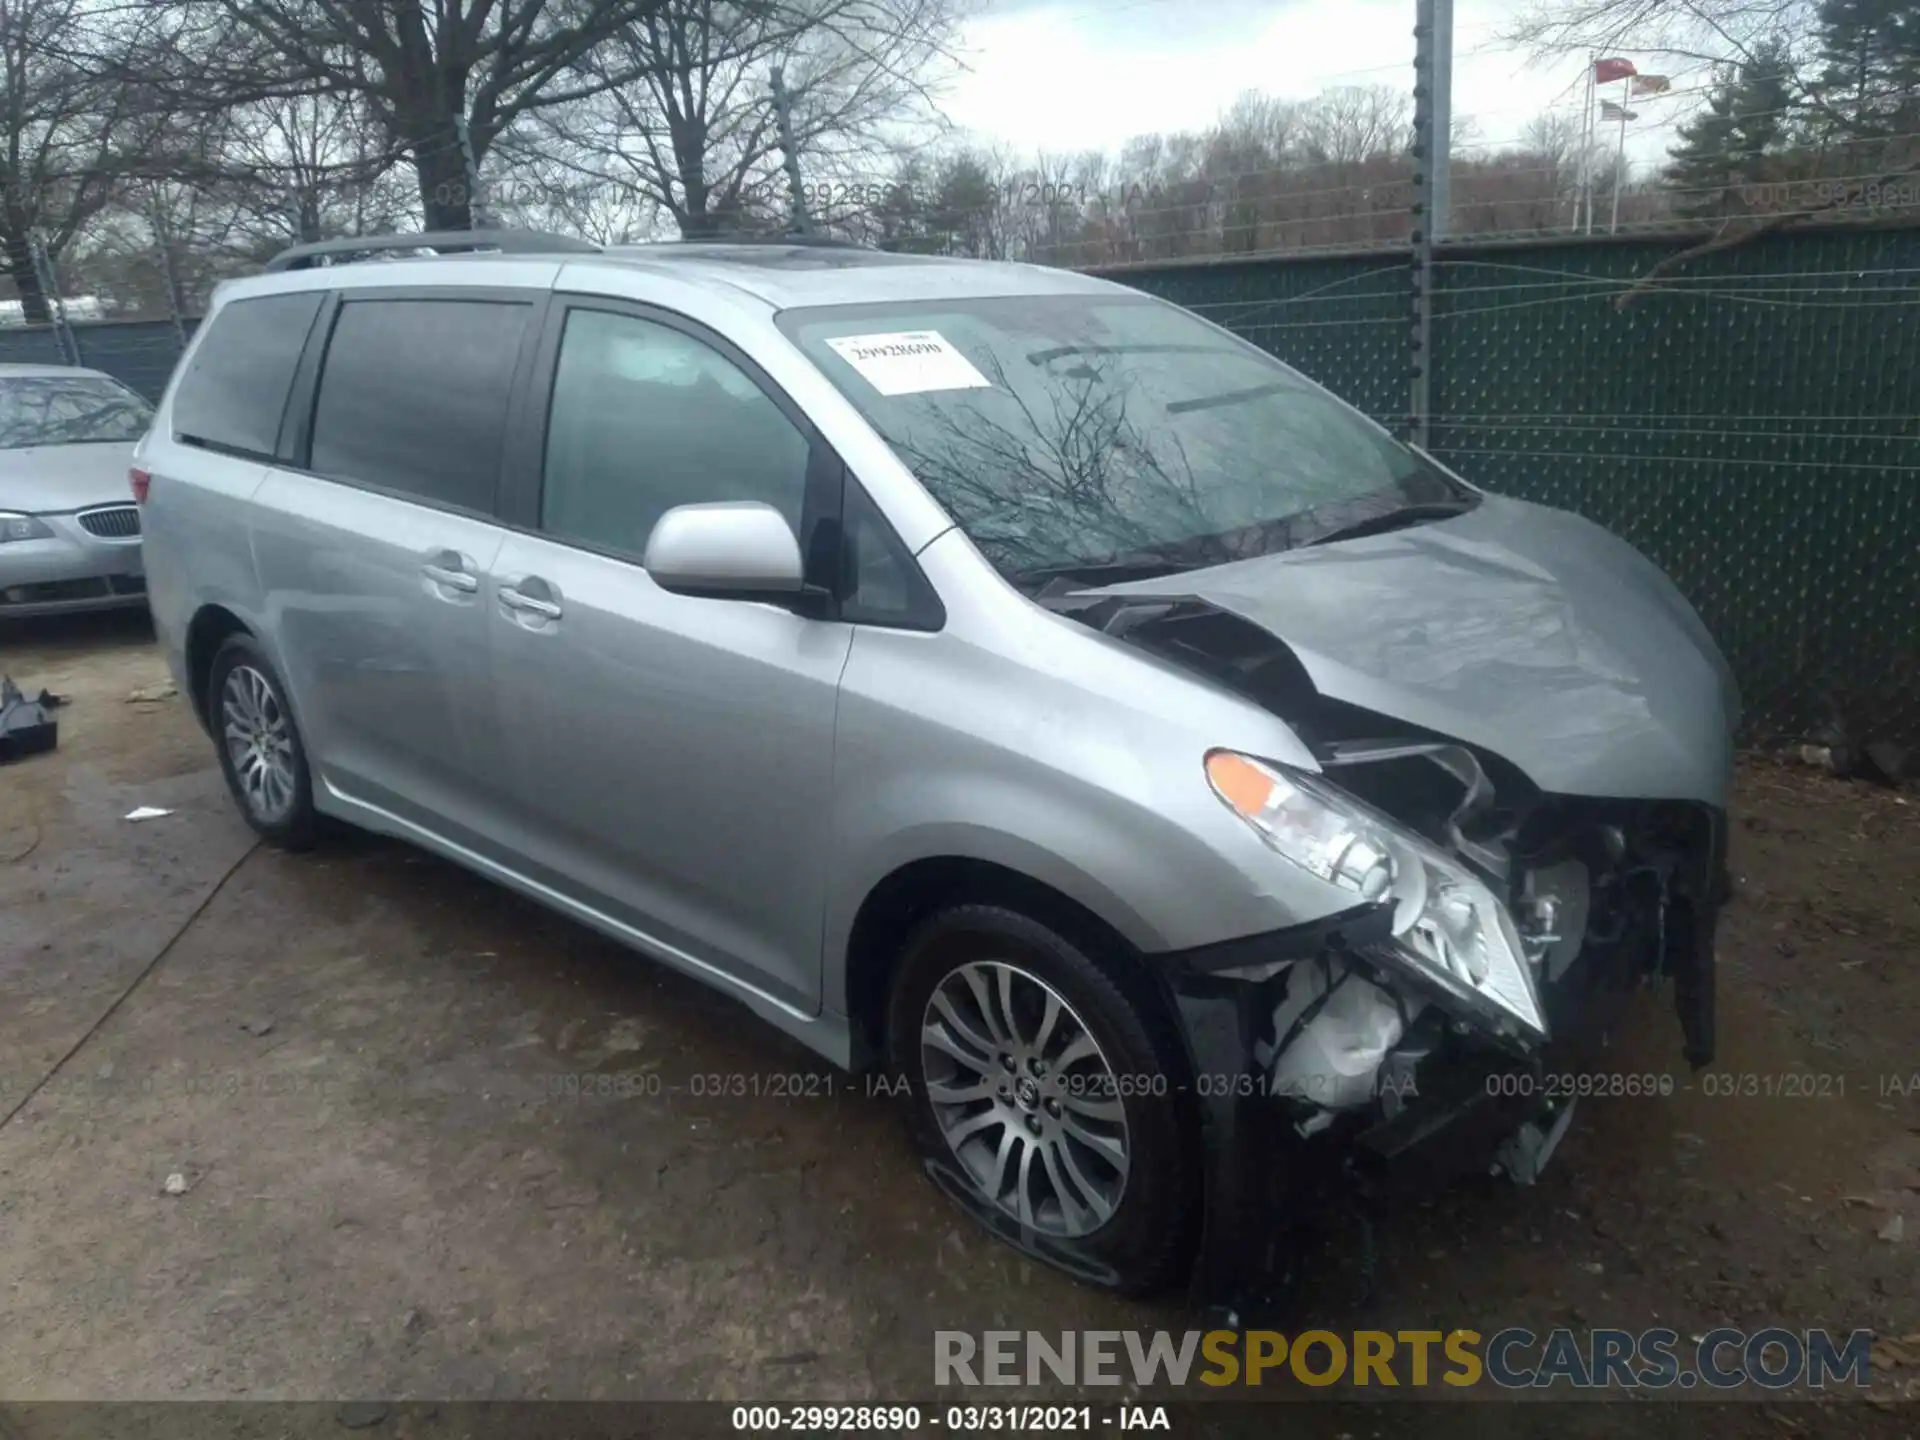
(0, 363, 153, 618)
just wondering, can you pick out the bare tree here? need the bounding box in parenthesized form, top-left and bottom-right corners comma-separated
(212, 91, 412, 249)
(1449, 110, 1593, 235)
(526, 0, 958, 239)
(166, 0, 681, 230)
(0, 0, 174, 321)
(1297, 85, 1411, 166)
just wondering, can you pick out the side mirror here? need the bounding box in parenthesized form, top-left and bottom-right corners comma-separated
(644, 501, 807, 599)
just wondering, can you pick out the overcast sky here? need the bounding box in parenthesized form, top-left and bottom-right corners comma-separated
(939, 0, 1693, 172)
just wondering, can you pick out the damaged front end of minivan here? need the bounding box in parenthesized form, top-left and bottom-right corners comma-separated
(1037, 523, 1735, 1319)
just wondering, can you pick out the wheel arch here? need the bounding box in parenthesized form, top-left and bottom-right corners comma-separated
(183, 602, 255, 732)
(838, 850, 1183, 1075)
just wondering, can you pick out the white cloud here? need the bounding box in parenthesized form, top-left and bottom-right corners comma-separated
(942, 0, 1687, 172)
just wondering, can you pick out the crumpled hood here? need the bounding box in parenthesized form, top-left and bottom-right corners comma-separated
(1094, 493, 1741, 806)
(0, 442, 139, 513)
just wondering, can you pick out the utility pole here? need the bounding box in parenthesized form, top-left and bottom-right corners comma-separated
(1409, 0, 1452, 447)
(769, 66, 812, 236)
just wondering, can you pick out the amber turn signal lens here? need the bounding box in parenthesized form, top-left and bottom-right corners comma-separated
(1205, 750, 1276, 818)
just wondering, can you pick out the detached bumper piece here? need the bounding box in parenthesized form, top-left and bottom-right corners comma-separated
(0, 675, 62, 764)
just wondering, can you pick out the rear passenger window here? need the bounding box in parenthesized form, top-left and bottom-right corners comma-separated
(309, 298, 529, 513)
(540, 308, 810, 559)
(173, 291, 324, 460)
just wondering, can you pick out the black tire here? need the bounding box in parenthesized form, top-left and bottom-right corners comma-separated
(886, 904, 1199, 1296)
(206, 634, 319, 851)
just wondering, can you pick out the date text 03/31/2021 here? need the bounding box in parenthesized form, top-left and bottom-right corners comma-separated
(731, 1406, 1169, 1432)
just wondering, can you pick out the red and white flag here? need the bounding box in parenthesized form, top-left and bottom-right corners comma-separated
(1594, 57, 1637, 84)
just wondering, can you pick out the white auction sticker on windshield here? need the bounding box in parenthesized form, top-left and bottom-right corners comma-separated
(823, 330, 992, 396)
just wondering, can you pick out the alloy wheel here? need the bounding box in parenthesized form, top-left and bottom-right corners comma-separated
(919, 959, 1131, 1238)
(221, 664, 297, 824)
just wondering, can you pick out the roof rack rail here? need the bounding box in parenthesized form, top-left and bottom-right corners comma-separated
(662, 231, 874, 250)
(263, 229, 601, 273)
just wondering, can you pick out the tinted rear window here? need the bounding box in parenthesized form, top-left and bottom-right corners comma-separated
(172, 291, 324, 460)
(308, 298, 529, 513)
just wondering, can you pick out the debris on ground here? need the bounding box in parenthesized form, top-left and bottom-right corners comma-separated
(161, 1172, 188, 1196)
(1878, 1213, 1905, 1243)
(126, 681, 178, 704)
(240, 1017, 275, 1037)
(0, 675, 59, 764)
(1862, 740, 1910, 786)
(1803, 701, 1914, 787)
(1809, 738, 1913, 787)
(123, 806, 174, 822)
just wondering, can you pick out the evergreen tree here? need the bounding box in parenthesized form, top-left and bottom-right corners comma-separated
(871, 150, 1006, 258)
(1665, 38, 1799, 217)
(1811, 0, 1920, 137)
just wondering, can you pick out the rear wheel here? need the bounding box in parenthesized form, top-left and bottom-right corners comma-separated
(887, 904, 1198, 1295)
(208, 634, 318, 850)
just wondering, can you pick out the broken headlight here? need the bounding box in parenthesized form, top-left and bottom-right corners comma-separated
(1205, 751, 1546, 1044)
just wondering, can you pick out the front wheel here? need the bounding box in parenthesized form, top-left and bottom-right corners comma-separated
(886, 904, 1198, 1295)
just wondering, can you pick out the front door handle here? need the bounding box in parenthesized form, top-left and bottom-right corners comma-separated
(422, 562, 478, 593)
(499, 582, 562, 620)
(421, 549, 480, 596)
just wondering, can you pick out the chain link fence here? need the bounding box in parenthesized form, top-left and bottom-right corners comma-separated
(3, 226, 1914, 750)
(1096, 224, 1920, 752)
(0, 315, 195, 401)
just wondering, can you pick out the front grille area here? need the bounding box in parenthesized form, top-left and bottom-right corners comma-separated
(78, 505, 141, 538)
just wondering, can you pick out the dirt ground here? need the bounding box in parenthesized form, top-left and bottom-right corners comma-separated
(1, 611, 1916, 1437)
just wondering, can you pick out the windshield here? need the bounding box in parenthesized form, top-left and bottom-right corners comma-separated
(779, 293, 1460, 580)
(0, 375, 154, 449)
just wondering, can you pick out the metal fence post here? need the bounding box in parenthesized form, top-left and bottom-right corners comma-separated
(151, 209, 190, 352)
(26, 232, 79, 367)
(1409, 0, 1439, 446)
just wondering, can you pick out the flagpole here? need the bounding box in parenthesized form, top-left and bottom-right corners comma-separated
(1580, 54, 1595, 235)
(1609, 80, 1629, 234)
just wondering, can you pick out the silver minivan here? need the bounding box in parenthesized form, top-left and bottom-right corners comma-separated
(136, 231, 1737, 1310)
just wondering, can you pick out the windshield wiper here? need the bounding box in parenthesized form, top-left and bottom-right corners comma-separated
(1300, 499, 1476, 549)
(1013, 556, 1199, 589)
(1025, 343, 1244, 366)
(1165, 382, 1294, 416)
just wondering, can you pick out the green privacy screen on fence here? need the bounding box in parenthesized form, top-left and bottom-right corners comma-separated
(1095, 225, 1920, 751)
